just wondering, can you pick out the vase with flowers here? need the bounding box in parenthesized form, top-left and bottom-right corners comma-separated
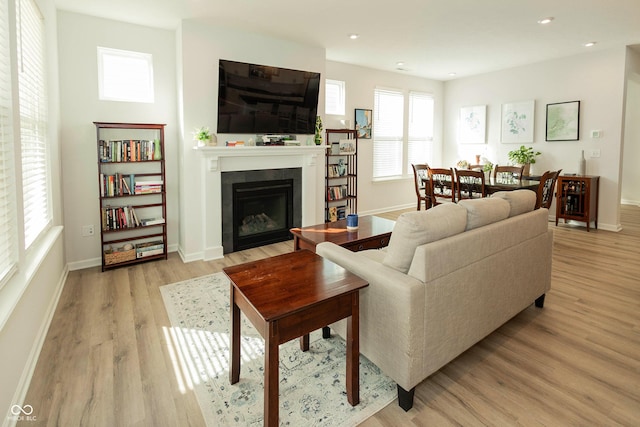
(193, 126, 214, 147)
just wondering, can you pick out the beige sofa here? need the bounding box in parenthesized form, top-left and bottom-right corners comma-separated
(316, 190, 553, 410)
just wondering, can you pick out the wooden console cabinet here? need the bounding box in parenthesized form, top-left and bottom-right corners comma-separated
(555, 175, 599, 232)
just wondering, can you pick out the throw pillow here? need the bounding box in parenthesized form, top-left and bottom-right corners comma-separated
(457, 197, 511, 230)
(490, 189, 537, 217)
(382, 203, 467, 273)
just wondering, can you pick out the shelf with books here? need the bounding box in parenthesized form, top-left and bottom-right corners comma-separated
(95, 122, 168, 270)
(324, 129, 357, 223)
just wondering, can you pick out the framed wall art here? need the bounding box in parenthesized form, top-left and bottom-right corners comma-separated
(458, 105, 486, 144)
(501, 100, 535, 143)
(354, 108, 372, 139)
(546, 101, 580, 141)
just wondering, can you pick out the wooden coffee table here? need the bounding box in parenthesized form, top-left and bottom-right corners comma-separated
(224, 250, 369, 427)
(290, 215, 395, 253)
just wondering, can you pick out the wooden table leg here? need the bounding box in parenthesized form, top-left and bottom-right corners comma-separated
(299, 334, 309, 351)
(230, 285, 240, 384)
(346, 292, 360, 406)
(264, 321, 279, 426)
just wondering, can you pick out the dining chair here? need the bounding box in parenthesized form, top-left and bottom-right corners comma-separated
(535, 169, 562, 209)
(427, 167, 456, 205)
(411, 163, 431, 210)
(494, 165, 525, 181)
(455, 168, 486, 200)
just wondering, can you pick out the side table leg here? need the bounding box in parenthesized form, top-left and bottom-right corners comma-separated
(264, 321, 279, 426)
(299, 334, 309, 352)
(346, 292, 360, 406)
(230, 285, 240, 384)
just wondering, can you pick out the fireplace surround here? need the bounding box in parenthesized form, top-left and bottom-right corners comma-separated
(196, 145, 325, 260)
(221, 168, 302, 253)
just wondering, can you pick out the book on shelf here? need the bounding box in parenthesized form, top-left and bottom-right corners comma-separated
(140, 217, 165, 226)
(99, 139, 161, 163)
(136, 248, 164, 258)
(101, 205, 140, 230)
(136, 240, 164, 258)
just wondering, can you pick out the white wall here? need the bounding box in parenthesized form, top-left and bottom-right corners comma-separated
(56, 11, 179, 269)
(177, 21, 327, 261)
(325, 61, 444, 215)
(443, 48, 628, 231)
(622, 47, 640, 206)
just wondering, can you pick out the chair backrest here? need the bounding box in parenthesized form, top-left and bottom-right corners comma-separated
(494, 164, 525, 180)
(411, 163, 430, 210)
(536, 169, 562, 209)
(427, 167, 456, 203)
(455, 168, 486, 200)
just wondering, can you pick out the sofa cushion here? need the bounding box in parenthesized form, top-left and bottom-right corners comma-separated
(457, 197, 511, 230)
(382, 203, 467, 273)
(490, 189, 537, 217)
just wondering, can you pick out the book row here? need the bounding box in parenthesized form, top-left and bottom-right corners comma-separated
(327, 159, 348, 178)
(100, 173, 163, 197)
(327, 184, 348, 201)
(327, 205, 347, 222)
(101, 205, 165, 231)
(99, 139, 161, 163)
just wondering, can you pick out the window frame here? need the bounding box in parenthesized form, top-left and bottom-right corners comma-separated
(97, 46, 154, 103)
(325, 78, 345, 116)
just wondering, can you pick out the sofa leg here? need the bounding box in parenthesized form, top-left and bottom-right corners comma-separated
(322, 326, 331, 338)
(397, 385, 415, 411)
(535, 294, 546, 308)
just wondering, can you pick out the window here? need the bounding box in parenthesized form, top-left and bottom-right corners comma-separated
(0, 0, 17, 286)
(97, 47, 154, 103)
(373, 89, 435, 179)
(18, 0, 50, 249)
(373, 88, 404, 178)
(407, 92, 434, 174)
(325, 79, 345, 115)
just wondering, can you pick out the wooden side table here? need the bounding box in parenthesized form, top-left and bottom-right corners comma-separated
(224, 250, 369, 427)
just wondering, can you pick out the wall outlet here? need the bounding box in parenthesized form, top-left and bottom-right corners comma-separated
(590, 149, 601, 158)
(82, 225, 95, 237)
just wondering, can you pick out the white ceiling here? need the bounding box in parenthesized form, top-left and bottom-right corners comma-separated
(54, 0, 640, 81)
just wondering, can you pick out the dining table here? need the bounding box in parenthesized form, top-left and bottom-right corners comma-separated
(484, 176, 540, 194)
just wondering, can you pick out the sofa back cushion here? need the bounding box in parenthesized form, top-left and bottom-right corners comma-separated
(383, 203, 467, 273)
(490, 189, 536, 217)
(457, 197, 511, 230)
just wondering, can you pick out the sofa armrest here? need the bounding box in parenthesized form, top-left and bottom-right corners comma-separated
(316, 242, 426, 390)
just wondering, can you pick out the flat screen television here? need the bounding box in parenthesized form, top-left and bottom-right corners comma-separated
(217, 59, 321, 135)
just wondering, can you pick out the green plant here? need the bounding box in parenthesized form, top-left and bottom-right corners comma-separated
(508, 145, 541, 165)
(314, 116, 323, 145)
(482, 161, 494, 173)
(193, 126, 211, 142)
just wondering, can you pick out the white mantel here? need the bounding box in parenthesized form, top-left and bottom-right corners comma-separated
(196, 145, 326, 260)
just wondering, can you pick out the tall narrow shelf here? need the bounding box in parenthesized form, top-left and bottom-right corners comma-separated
(324, 129, 357, 222)
(555, 175, 599, 232)
(94, 122, 168, 270)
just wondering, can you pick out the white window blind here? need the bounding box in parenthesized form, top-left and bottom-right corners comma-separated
(0, 0, 17, 286)
(325, 79, 345, 115)
(407, 92, 434, 173)
(373, 88, 404, 178)
(18, 0, 50, 249)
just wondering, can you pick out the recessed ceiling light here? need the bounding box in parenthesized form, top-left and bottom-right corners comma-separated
(396, 61, 405, 66)
(537, 17, 554, 25)
(584, 41, 597, 47)
(448, 72, 457, 76)
(349, 34, 359, 40)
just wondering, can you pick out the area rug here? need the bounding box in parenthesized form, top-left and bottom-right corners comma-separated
(160, 273, 396, 426)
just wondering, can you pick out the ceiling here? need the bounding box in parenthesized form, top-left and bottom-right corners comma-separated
(54, 0, 640, 81)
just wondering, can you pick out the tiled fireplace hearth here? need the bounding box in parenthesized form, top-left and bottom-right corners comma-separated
(196, 145, 326, 260)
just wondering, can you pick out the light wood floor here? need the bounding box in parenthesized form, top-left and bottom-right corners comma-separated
(20, 206, 640, 426)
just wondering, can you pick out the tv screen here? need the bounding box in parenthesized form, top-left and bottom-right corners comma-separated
(217, 60, 321, 135)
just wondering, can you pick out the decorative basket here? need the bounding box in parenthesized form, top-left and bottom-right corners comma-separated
(104, 248, 136, 265)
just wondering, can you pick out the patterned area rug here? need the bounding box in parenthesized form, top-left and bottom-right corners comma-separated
(160, 273, 396, 426)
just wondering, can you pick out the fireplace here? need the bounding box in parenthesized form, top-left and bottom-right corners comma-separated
(232, 179, 293, 251)
(221, 168, 302, 253)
